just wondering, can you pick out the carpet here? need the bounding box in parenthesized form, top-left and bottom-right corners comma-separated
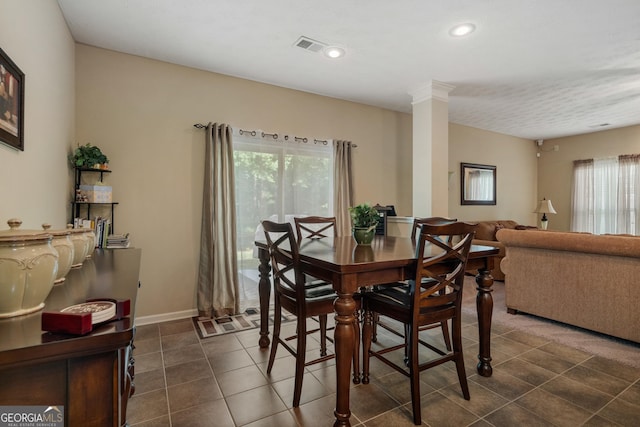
(462, 277, 640, 369)
(193, 307, 295, 339)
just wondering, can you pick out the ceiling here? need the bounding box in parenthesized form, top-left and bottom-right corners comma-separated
(57, 0, 640, 140)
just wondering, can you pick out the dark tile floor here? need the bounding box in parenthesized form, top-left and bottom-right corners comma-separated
(128, 285, 640, 426)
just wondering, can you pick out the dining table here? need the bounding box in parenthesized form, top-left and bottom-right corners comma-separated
(254, 234, 499, 427)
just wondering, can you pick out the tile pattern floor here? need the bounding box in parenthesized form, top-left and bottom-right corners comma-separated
(128, 290, 640, 426)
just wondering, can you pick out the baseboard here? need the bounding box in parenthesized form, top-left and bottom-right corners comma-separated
(136, 309, 198, 326)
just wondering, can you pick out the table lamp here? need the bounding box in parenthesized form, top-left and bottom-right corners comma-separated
(535, 198, 557, 230)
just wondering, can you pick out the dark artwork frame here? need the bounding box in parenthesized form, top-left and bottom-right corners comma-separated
(460, 162, 497, 205)
(0, 48, 25, 151)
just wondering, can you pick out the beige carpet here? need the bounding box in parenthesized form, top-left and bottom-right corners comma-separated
(461, 277, 640, 369)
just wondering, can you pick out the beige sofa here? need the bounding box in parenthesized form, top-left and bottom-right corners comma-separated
(470, 220, 536, 281)
(497, 228, 640, 344)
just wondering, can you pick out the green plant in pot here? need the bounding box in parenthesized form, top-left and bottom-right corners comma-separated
(349, 203, 380, 245)
(69, 143, 109, 169)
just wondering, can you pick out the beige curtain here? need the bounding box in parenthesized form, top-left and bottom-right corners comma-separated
(334, 140, 354, 237)
(617, 154, 640, 234)
(197, 123, 239, 318)
(572, 155, 640, 235)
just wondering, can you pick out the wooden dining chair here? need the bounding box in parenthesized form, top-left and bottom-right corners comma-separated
(293, 215, 337, 357)
(262, 220, 361, 406)
(362, 221, 476, 425)
(294, 216, 337, 242)
(372, 216, 458, 352)
(411, 216, 458, 239)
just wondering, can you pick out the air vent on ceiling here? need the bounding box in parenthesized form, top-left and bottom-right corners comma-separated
(588, 123, 611, 128)
(294, 36, 326, 53)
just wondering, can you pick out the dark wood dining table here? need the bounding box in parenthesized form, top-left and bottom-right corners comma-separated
(254, 235, 499, 427)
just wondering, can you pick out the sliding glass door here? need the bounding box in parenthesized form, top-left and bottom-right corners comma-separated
(233, 134, 333, 308)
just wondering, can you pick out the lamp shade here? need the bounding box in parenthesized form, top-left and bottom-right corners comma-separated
(535, 199, 557, 214)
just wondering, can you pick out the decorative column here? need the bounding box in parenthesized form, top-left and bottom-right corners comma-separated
(409, 80, 454, 218)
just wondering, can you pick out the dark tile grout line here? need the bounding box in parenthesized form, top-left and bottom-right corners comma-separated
(159, 340, 172, 427)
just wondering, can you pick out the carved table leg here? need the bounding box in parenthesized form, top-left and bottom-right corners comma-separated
(475, 268, 494, 377)
(333, 292, 356, 427)
(257, 247, 272, 348)
(361, 305, 373, 384)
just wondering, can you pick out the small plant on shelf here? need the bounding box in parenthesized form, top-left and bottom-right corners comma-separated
(69, 143, 109, 169)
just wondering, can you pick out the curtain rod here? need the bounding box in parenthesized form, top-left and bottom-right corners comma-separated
(193, 123, 357, 147)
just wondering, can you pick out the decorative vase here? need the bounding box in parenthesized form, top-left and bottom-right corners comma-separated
(353, 227, 375, 245)
(66, 225, 89, 268)
(0, 219, 59, 318)
(41, 223, 74, 284)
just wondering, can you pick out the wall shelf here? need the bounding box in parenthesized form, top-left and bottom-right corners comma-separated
(71, 168, 118, 233)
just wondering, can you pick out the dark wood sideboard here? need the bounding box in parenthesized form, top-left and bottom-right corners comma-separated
(0, 248, 142, 427)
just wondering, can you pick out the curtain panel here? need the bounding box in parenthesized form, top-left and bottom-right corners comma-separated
(617, 154, 640, 234)
(571, 154, 640, 235)
(571, 159, 594, 232)
(333, 140, 354, 237)
(197, 123, 240, 318)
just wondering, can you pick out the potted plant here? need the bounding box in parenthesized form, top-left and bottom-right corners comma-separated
(69, 143, 109, 169)
(349, 203, 380, 245)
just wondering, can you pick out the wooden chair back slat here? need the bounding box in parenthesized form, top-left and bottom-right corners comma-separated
(294, 216, 337, 242)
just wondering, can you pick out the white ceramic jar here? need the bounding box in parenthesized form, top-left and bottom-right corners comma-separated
(41, 223, 74, 284)
(0, 219, 58, 318)
(82, 227, 96, 258)
(66, 225, 89, 268)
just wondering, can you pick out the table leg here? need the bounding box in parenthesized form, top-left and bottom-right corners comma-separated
(333, 292, 356, 427)
(257, 247, 272, 349)
(475, 268, 494, 377)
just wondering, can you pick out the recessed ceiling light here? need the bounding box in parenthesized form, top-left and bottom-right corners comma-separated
(449, 23, 476, 37)
(324, 46, 345, 59)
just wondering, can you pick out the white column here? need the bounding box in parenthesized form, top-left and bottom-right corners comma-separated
(409, 80, 454, 218)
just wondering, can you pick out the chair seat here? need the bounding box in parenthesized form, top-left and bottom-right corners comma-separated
(367, 283, 455, 321)
(304, 278, 331, 289)
(369, 283, 410, 305)
(304, 283, 337, 300)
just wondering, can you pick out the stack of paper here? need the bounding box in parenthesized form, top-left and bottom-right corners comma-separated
(106, 233, 130, 249)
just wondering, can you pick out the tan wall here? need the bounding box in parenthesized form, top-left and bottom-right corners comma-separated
(0, 1, 75, 228)
(75, 45, 413, 318)
(537, 125, 640, 231)
(71, 50, 640, 321)
(75, 45, 548, 319)
(448, 123, 539, 226)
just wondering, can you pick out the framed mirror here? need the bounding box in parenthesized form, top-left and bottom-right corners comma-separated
(460, 162, 496, 205)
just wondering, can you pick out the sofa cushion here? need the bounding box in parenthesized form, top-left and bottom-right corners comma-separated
(475, 221, 499, 241)
(496, 220, 519, 229)
(515, 225, 538, 230)
(474, 220, 519, 241)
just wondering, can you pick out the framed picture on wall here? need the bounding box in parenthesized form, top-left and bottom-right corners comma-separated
(0, 48, 25, 151)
